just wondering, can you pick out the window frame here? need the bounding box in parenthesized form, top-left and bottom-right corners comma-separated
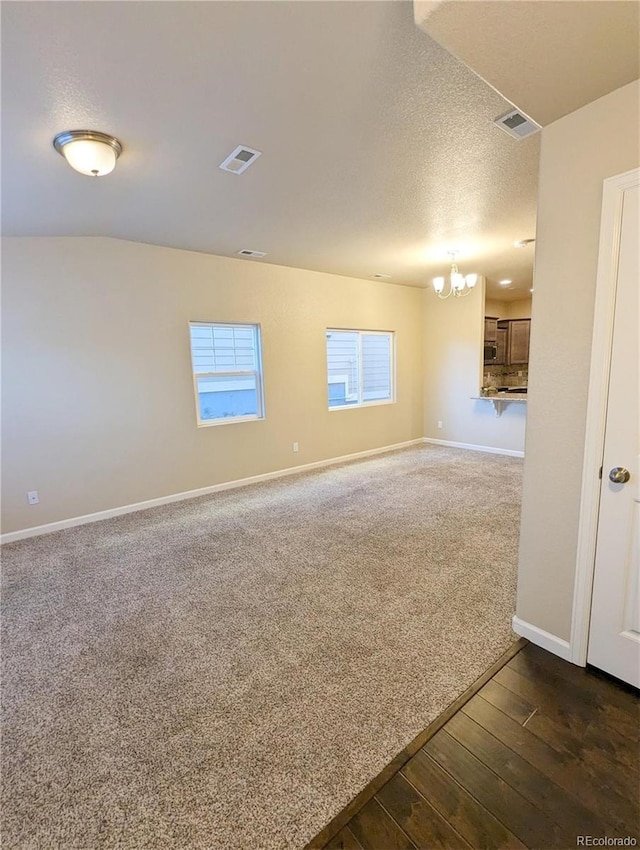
(189, 321, 265, 427)
(326, 328, 396, 411)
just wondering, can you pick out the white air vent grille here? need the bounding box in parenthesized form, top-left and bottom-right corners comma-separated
(493, 109, 541, 140)
(220, 145, 262, 174)
(237, 249, 267, 258)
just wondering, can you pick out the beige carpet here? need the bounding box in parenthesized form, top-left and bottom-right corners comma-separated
(2, 444, 522, 849)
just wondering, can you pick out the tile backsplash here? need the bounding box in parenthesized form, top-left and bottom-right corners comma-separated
(483, 365, 529, 388)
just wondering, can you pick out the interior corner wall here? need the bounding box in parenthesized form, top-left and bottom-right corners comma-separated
(485, 297, 532, 320)
(516, 79, 640, 642)
(484, 297, 504, 318)
(504, 299, 532, 320)
(423, 280, 527, 452)
(1, 237, 424, 535)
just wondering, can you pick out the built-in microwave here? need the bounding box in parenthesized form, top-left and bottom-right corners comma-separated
(483, 342, 497, 364)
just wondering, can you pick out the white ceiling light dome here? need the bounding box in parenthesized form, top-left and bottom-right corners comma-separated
(53, 130, 122, 177)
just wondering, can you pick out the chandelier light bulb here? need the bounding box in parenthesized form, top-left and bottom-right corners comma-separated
(53, 130, 122, 177)
(451, 272, 465, 291)
(433, 276, 445, 294)
(465, 274, 478, 288)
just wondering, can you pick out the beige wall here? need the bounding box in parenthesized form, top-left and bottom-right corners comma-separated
(484, 297, 505, 319)
(505, 299, 532, 320)
(485, 297, 532, 319)
(424, 281, 527, 452)
(516, 79, 640, 640)
(1, 237, 424, 534)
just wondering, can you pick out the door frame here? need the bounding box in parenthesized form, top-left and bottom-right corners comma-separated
(570, 166, 640, 666)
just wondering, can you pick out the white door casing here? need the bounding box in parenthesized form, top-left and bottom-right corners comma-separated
(571, 167, 640, 682)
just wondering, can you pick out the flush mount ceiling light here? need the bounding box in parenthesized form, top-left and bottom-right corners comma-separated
(499, 279, 512, 286)
(53, 130, 122, 177)
(432, 251, 478, 299)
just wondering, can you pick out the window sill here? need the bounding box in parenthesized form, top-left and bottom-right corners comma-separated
(197, 414, 264, 427)
(328, 399, 395, 412)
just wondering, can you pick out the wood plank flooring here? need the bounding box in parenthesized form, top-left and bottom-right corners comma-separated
(310, 642, 639, 850)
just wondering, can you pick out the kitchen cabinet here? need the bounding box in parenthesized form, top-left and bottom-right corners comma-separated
(485, 316, 531, 365)
(495, 327, 508, 365)
(484, 317, 498, 342)
(492, 318, 531, 365)
(508, 319, 531, 364)
(483, 317, 499, 365)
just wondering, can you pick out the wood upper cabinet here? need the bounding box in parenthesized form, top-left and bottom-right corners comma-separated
(508, 319, 531, 364)
(484, 317, 498, 342)
(495, 327, 508, 365)
(485, 316, 531, 365)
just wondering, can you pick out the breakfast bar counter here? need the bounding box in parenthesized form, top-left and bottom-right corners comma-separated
(471, 393, 528, 417)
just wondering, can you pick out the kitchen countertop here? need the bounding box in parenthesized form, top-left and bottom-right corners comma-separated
(471, 393, 527, 416)
(476, 392, 527, 400)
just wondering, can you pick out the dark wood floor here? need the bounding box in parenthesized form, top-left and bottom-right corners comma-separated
(310, 641, 640, 850)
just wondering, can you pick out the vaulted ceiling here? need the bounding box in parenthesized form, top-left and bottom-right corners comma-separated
(415, 0, 640, 128)
(3, 1, 634, 301)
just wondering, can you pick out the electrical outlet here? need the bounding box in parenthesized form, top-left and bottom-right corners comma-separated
(27, 490, 39, 505)
(292, 442, 299, 453)
(437, 420, 443, 429)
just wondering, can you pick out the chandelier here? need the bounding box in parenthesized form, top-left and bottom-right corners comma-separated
(433, 252, 478, 299)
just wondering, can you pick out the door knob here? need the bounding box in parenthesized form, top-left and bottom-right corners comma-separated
(609, 467, 631, 484)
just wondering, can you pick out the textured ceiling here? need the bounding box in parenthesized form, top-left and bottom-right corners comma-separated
(415, 0, 640, 127)
(1, 1, 540, 298)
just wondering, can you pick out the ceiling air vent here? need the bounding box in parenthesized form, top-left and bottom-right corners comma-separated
(237, 249, 267, 258)
(493, 109, 541, 140)
(219, 145, 262, 174)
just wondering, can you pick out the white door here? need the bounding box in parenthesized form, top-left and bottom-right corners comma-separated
(587, 177, 640, 687)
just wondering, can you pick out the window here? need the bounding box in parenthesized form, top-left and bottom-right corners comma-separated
(189, 322, 264, 425)
(326, 329, 394, 409)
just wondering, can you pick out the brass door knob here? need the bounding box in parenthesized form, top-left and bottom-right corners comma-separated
(609, 467, 631, 484)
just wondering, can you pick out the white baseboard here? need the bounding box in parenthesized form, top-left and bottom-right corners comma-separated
(1, 438, 423, 544)
(512, 615, 572, 662)
(423, 437, 524, 458)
